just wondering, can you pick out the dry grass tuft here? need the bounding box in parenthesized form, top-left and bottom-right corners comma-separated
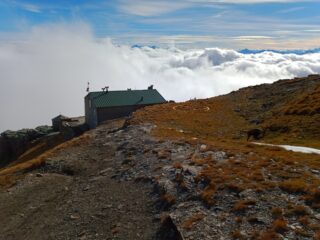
(314, 230, 320, 240)
(247, 216, 262, 224)
(226, 183, 245, 194)
(0, 175, 17, 187)
(258, 230, 280, 240)
(272, 219, 289, 233)
(279, 179, 308, 194)
(200, 184, 216, 206)
(271, 207, 283, 219)
(231, 230, 245, 239)
(298, 216, 309, 226)
(232, 200, 256, 213)
(284, 86, 320, 117)
(235, 217, 243, 224)
(173, 162, 183, 169)
(174, 171, 188, 191)
(181, 213, 205, 230)
(160, 194, 176, 207)
(294, 228, 311, 237)
(290, 205, 309, 216)
(304, 188, 320, 208)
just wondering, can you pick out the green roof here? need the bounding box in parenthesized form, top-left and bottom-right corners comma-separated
(86, 89, 166, 108)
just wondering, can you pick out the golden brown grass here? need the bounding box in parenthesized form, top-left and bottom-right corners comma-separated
(181, 213, 205, 230)
(247, 216, 262, 224)
(279, 179, 308, 194)
(200, 184, 216, 206)
(130, 76, 320, 227)
(284, 86, 320, 116)
(174, 170, 188, 191)
(232, 200, 256, 213)
(0, 174, 17, 188)
(298, 216, 309, 226)
(289, 205, 309, 216)
(160, 194, 176, 206)
(272, 219, 289, 233)
(314, 230, 320, 240)
(134, 100, 319, 160)
(173, 161, 183, 169)
(258, 229, 280, 240)
(132, 77, 320, 148)
(231, 230, 245, 239)
(131, 96, 248, 143)
(271, 207, 283, 219)
(304, 188, 320, 209)
(294, 228, 311, 237)
(235, 217, 243, 224)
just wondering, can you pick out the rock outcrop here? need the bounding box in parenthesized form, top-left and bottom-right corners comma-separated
(0, 116, 89, 168)
(0, 126, 54, 167)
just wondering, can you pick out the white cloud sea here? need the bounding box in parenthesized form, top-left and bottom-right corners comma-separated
(0, 23, 319, 131)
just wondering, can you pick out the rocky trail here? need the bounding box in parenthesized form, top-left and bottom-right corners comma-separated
(0, 122, 159, 240)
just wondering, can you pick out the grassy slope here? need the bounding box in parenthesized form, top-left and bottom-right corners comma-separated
(131, 76, 320, 223)
(132, 75, 320, 148)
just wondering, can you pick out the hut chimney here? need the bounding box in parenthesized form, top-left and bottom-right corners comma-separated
(101, 86, 109, 92)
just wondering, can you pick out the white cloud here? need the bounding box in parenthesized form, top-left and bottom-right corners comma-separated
(22, 3, 41, 13)
(11, 1, 42, 13)
(0, 23, 320, 132)
(277, 6, 305, 14)
(233, 36, 274, 41)
(305, 29, 320, 32)
(118, 0, 191, 16)
(118, 0, 316, 16)
(189, 0, 315, 3)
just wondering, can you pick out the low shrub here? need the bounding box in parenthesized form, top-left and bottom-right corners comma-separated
(232, 200, 256, 213)
(271, 207, 283, 219)
(290, 205, 309, 216)
(231, 230, 245, 239)
(181, 213, 205, 230)
(279, 179, 308, 193)
(272, 219, 289, 233)
(258, 229, 280, 240)
(200, 185, 216, 206)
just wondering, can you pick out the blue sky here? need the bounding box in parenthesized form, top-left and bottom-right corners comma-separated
(1, 1, 320, 131)
(0, 0, 320, 49)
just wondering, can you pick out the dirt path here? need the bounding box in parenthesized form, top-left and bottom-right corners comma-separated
(0, 122, 159, 240)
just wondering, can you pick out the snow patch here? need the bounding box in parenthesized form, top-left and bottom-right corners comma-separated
(252, 142, 320, 155)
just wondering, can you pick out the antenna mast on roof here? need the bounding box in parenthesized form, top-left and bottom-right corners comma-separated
(86, 82, 90, 92)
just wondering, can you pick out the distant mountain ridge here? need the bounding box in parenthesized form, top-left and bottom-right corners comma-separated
(239, 48, 320, 55)
(131, 44, 157, 49)
(131, 44, 320, 55)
